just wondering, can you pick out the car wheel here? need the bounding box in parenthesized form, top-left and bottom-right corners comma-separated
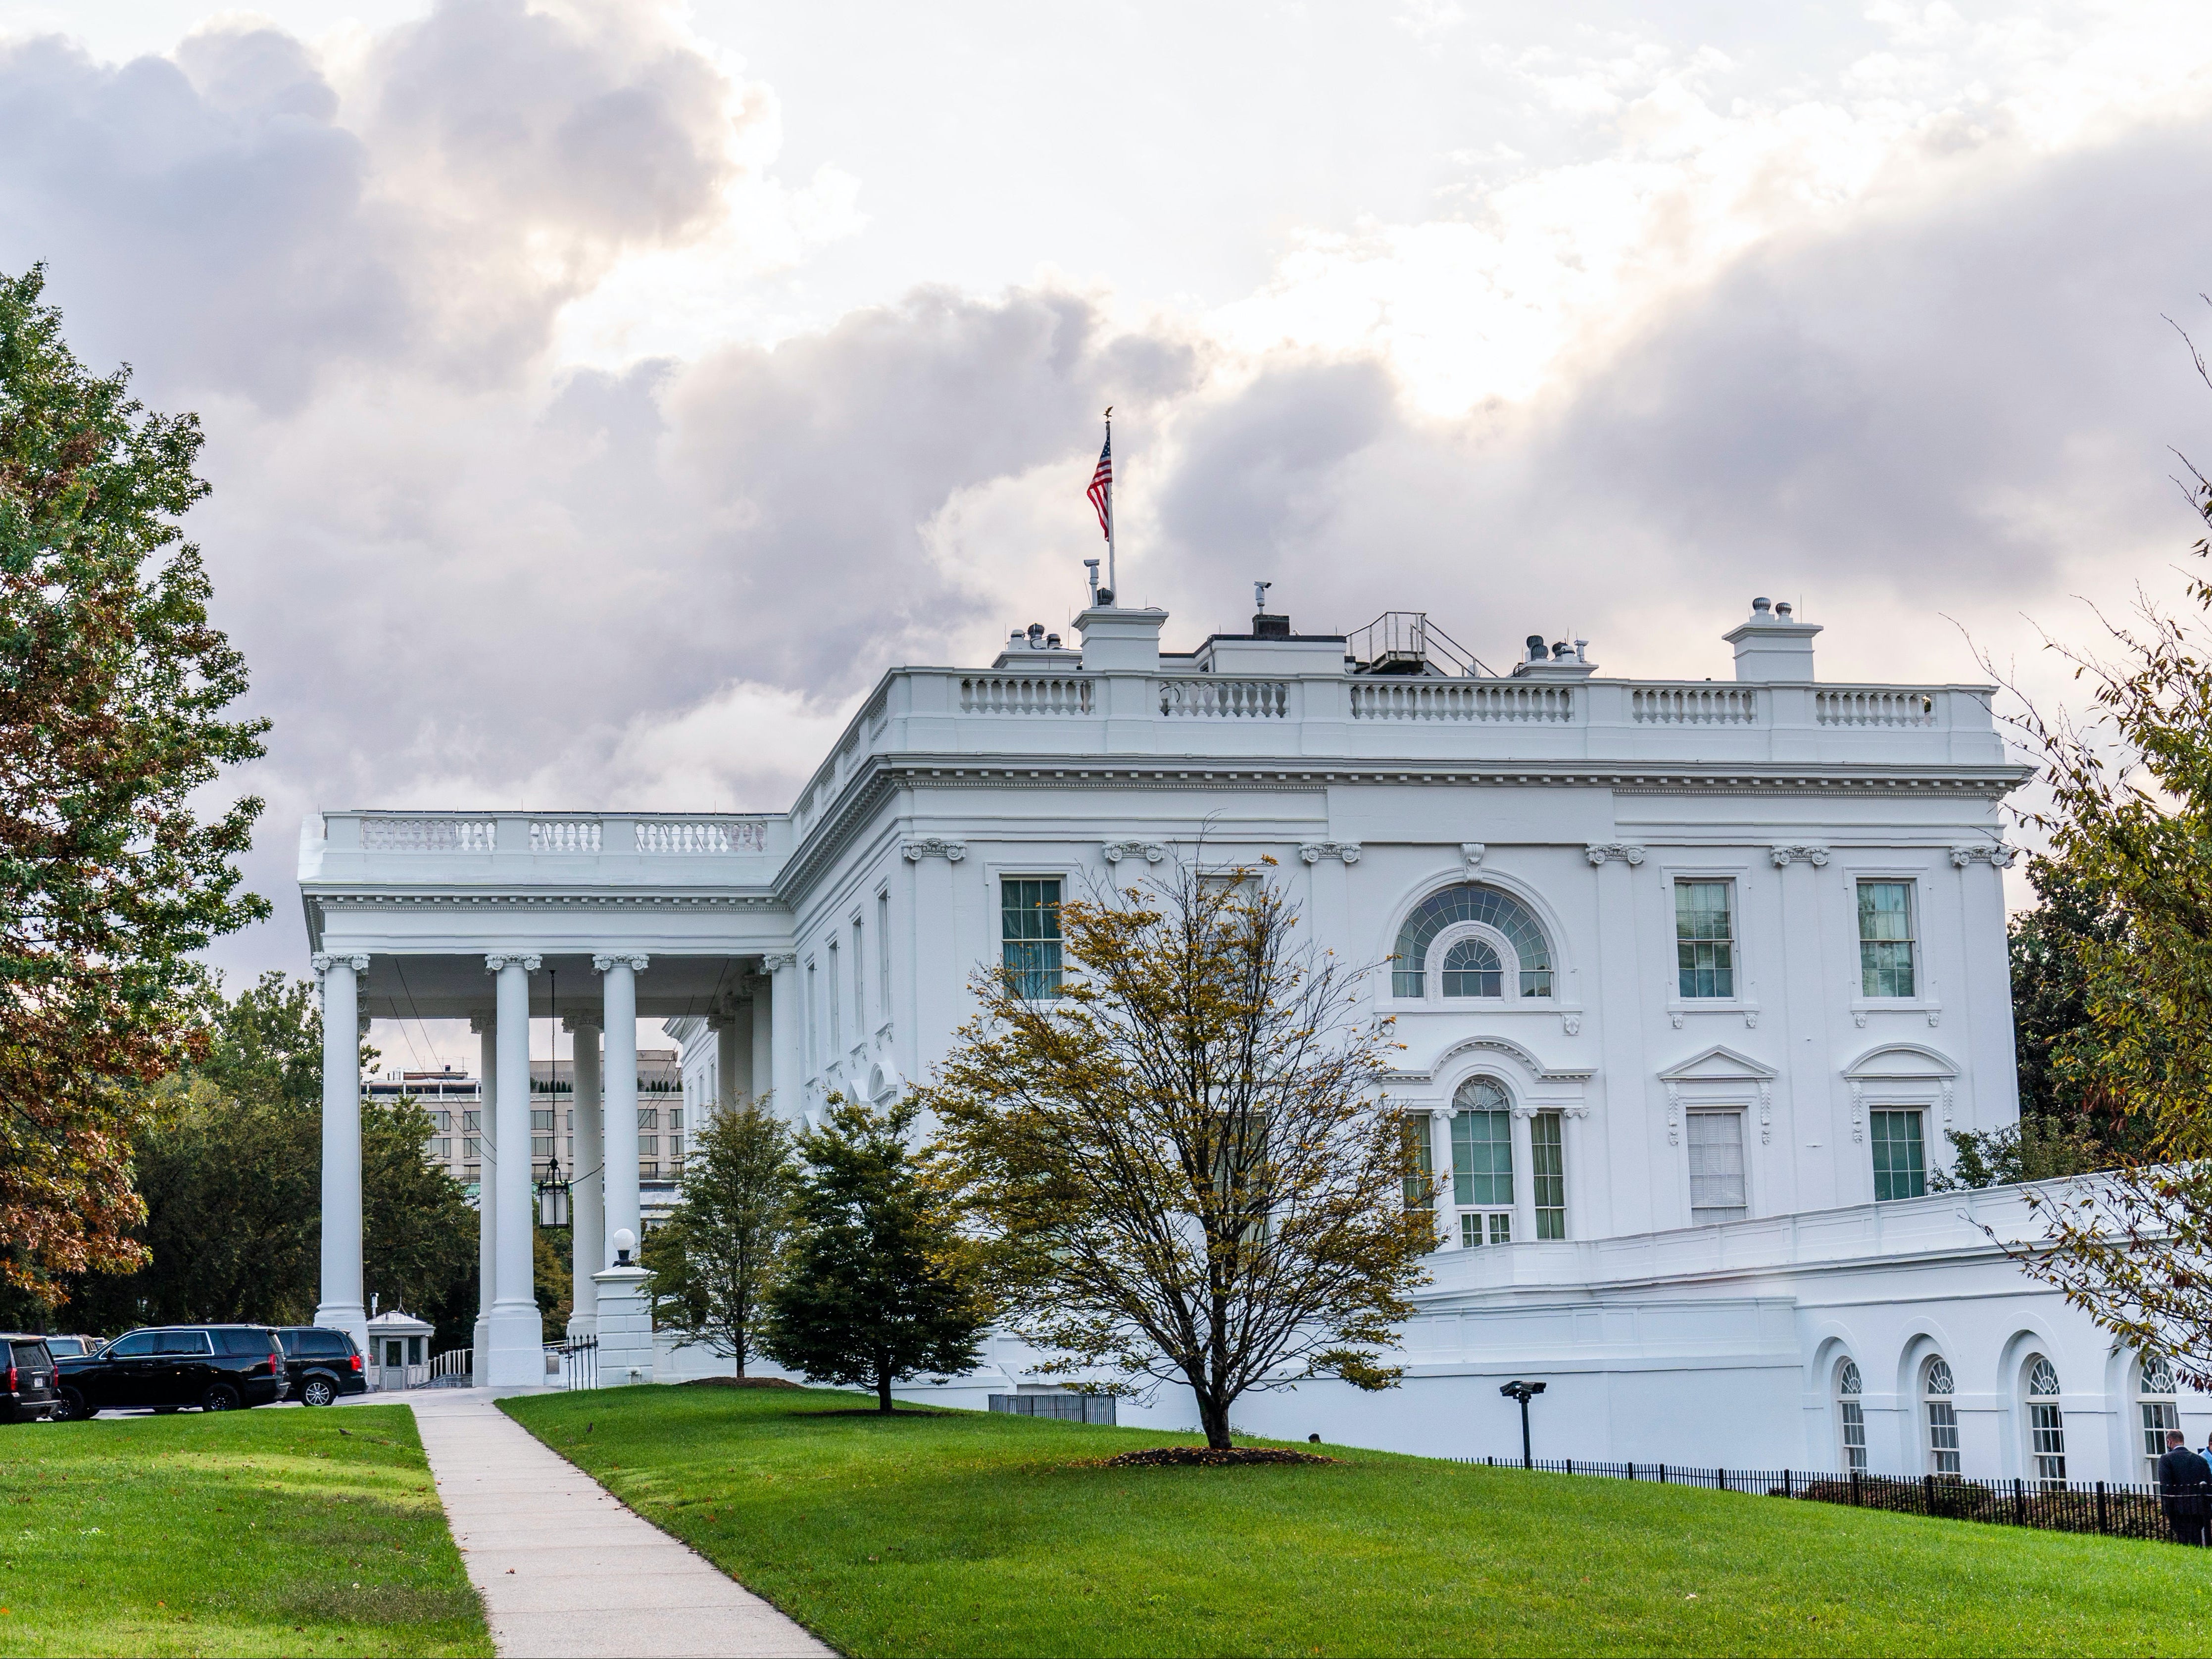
(202, 1384, 240, 1413)
(301, 1377, 335, 1408)
(51, 1389, 92, 1421)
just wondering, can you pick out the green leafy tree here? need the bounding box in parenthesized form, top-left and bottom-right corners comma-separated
(644, 1101, 795, 1376)
(0, 266, 270, 1307)
(762, 1094, 988, 1412)
(928, 857, 1427, 1451)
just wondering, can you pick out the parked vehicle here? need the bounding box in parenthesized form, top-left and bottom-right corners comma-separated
(276, 1326, 366, 1407)
(38, 1335, 97, 1359)
(52, 1326, 289, 1418)
(2, 1334, 58, 1422)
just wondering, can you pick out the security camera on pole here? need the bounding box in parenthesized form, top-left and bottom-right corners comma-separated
(1500, 1379, 1547, 1468)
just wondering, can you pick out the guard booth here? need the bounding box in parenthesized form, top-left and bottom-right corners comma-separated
(365, 1309, 436, 1391)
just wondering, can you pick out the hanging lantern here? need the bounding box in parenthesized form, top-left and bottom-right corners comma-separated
(536, 1154, 571, 1228)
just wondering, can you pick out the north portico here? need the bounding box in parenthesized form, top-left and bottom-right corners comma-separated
(301, 593, 2191, 1477)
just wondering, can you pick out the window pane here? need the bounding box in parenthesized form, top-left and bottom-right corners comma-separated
(1002, 878, 1064, 998)
(1488, 1213, 1511, 1245)
(1393, 884, 1552, 998)
(1841, 1400, 1867, 1472)
(1687, 1112, 1747, 1222)
(1440, 938, 1503, 998)
(1402, 1118, 1434, 1209)
(1451, 1107, 1514, 1208)
(1674, 880, 1736, 998)
(1531, 1113, 1565, 1239)
(1858, 881, 1917, 997)
(1870, 1110, 1927, 1201)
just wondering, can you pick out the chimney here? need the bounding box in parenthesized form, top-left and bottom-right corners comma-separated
(1253, 612, 1291, 639)
(1722, 595, 1820, 682)
(1077, 604, 1169, 671)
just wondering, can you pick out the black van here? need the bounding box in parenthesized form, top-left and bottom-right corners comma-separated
(52, 1325, 289, 1418)
(276, 1327, 367, 1407)
(1, 1335, 58, 1422)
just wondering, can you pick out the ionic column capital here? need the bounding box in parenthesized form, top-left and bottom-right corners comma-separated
(469, 1010, 495, 1035)
(592, 952, 649, 974)
(562, 1009, 603, 1033)
(311, 951, 370, 976)
(485, 952, 542, 974)
(759, 952, 797, 973)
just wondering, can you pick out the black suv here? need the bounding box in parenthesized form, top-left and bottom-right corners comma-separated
(277, 1327, 367, 1407)
(52, 1325, 289, 1418)
(2, 1334, 58, 1422)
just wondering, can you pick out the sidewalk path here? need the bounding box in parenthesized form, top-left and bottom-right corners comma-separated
(403, 1389, 833, 1659)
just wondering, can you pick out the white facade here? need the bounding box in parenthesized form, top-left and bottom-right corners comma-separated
(300, 594, 2203, 1472)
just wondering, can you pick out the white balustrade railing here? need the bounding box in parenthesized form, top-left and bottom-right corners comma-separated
(1817, 689, 1941, 728)
(361, 817, 495, 852)
(959, 675, 1093, 715)
(1631, 686, 1759, 726)
(1159, 679, 1289, 718)
(1350, 682, 1575, 723)
(635, 819, 769, 854)
(530, 819, 602, 853)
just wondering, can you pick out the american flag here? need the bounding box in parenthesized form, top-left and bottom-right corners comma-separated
(1086, 423, 1113, 541)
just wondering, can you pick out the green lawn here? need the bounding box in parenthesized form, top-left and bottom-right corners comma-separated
(0, 1405, 490, 1658)
(506, 1384, 2212, 1658)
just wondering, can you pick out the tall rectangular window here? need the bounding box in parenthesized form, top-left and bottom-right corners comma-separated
(1402, 1118, 1433, 1210)
(828, 940, 842, 1050)
(1687, 1111, 1747, 1224)
(1531, 1113, 1566, 1240)
(1870, 1108, 1927, 1201)
(1002, 878, 1064, 998)
(1452, 1108, 1514, 1208)
(1858, 880, 1917, 998)
(1674, 880, 1736, 998)
(805, 959, 818, 1068)
(877, 890, 892, 1021)
(852, 918, 866, 1033)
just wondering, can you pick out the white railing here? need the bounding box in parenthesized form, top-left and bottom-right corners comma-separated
(1631, 686, 1759, 726)
(1350, 682, 1575, 723)
(1160, 679, 1288, 718)
(959, 675, 1094, 715)
(428, 1347, 472, 1388)
(1817, 689, 1940, 728)
(635, 820, 770, 854)
(361, 817, 496, 852)
(530, 819, 602, 853)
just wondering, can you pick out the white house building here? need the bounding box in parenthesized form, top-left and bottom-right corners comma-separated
(298, 592, 2206, 1482)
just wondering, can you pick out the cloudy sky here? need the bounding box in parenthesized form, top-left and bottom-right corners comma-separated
(4, 0, 2210, 1040)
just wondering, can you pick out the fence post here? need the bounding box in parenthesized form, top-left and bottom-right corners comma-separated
(1783, 1469, 1793, 1499)
(1719, 1465, 1727, 1494)
(2014, 1478, 2026, 1526)
(1566, 1458, 1573, 1477)
(1659, 1463, 1668, 1485)
(1923, 1474, 1935, 1515)
(2096, 1481, 2108, 1536)
(1626, 1461, 1636, 1481)
(1851, 1469, 1862, 1507)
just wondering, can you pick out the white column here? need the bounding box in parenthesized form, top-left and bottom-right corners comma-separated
(312, 951, 370, 1355)
(749, 971, 773, 1104)
(1429, 1107, 1455, 1252)
(1511, 1110, 1538, 1245)
(471, 1010, 496, 1363)
(713, 1012, 740, 1118)
(564, 1010, 604, 1338)
(764, 953, 799, 1124)
(486, 953, 542, 1385)
(596, 953, 646, 1268)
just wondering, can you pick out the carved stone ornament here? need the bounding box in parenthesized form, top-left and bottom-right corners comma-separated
(1101, 840, 1168, 865)
(1950, 843, 2018, 869)
(561, 1009, 603, 1032)
(1460, 842, 1486, 870)
(310, 951, 370, 976)
(484, 952, 542, 974)
(1759, 1080, 1774, 1145)
(1744, 1010, 1760, 1029)
(356, 1010, 372, 1037)
(1664, 1080, 1681, 1146)
(1585, 842, 1645, 867)
(760, 952, 798, 972)
(1849, 1079, 1865, 1144)
(1941, 1079, 1956, 1127)
(901, 837, 967, 863)
(590, 952, 649, 974)
(1298, 841, 1362, 865)
(1670, 1012, 1685, 1029)
(1853, 1011, 1869, 1028)
(469, 1011, 494, 1034)
(1561, 1012, 1581, 1037)
(1769, 844, 1830, 867)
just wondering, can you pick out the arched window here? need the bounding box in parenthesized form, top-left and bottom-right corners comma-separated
(2026, 1356, 2066, 1487)
(1923, 1357, 1960, 1475)
(2137, 1353, 2181, 1481)
(1392, 885, 1553, 999)
(1837, 1359, 1867, 1472)
(1451, 1077, 1514, 1247)
(1441, 938, 1503, 998)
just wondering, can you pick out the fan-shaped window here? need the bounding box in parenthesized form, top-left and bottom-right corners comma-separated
(1392, 885, 1553, 999)
(2138, 1353, 2181, 1481)
(1924, 1357, 1960, 1475)
(2026, 1356, 2066, 1486)
(1837, 1359, 1867, 1472)
(1441, 938, 1503, 998)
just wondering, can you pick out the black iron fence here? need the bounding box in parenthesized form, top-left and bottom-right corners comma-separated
(1456, 1456, 2191, 1543)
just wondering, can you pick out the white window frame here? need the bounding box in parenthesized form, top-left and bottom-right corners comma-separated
(2137, 1353, 2182, 1481)
(1429, 920, 1524, 1004)
(1447, 1076, 1517, 1246)
(1661, 863, 1758, 1021)
(1836, 1357, 1868, 1473)
(1923, 1355, 1961, 1475)
(1685, 1108, 1749, 1225)
(2024, 1354, 2067, 1488)
(1844, 867, 1942, 1020)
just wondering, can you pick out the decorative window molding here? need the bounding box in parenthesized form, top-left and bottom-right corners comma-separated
(901, 836, 967, 863)
(1100, 839, 1167, 865)
(1585, 842, 1645, 866)
(1460, 842, 1486, 870)
(1298, 840, 1362, 865)
(1769, 843, 1830, 867)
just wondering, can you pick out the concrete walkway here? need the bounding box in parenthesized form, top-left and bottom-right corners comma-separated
(402, 1389, 833, 1659)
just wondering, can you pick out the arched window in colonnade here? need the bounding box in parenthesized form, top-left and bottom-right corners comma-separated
(2024, 1355, 2067, 1487)
(2136, 1352, 2181, 1482)
(1922, 1356, 1960, 1475)
(1836, 1358, 1867, 1473)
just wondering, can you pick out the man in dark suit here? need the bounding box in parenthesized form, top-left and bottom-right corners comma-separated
(2158, 1431, 2211, 1546)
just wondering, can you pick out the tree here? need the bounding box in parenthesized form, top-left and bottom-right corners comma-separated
(644, 1101, 795, 1376)
(928, 856, 1427, 1451)
(762, 1094, 988, 1411)
(0, 266, 269, 1308)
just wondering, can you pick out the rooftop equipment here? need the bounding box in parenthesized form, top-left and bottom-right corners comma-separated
(1345, 611, 1493, 678)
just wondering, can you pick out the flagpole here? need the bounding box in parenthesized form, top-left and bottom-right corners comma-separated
(1105, 409, 1116, 602)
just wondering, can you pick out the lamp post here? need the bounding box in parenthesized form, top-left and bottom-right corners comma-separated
(1500, 1379, 1547, 1468)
